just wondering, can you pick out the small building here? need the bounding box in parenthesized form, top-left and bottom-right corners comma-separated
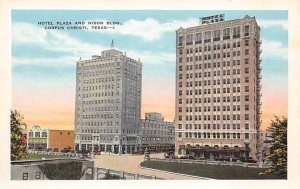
(258, 130, 274, 160)
(21, 130, 27, 148)
(27, 125, 49, 149)
(27, 125, 74, 151)
(11, 159, 94, 180)
(49, 130, 75, 150)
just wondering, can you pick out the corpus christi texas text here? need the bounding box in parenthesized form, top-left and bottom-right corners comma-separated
(37, 21, 123, 30)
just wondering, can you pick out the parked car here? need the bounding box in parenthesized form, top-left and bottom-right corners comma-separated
(180, 155, 195, 160)
(247, 157, 257, 163)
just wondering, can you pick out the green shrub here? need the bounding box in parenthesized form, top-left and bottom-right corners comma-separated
(39, 161, 84, 180)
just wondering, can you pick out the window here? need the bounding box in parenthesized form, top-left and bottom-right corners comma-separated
(28, 132, 33, 137)
(245, 114, 249, 120)
(245, 58, 249, 64)
(204, 31, 211, 43)
(245, 67, 249, 74)
(223, 28, 231, 40)
(245, 123, 249, 129)
(23, 173, 28, 180)
(245, 49, 249, 55)
(233, 26, 241, 38)
(245, 133, 250, 139)
(186, 34, 193, 45)
(35, 172, 41, 179)
(245, 86, 249, 92)
(195, 33, 202, 44)
(42, 132, 47, 137)
(244, 25, 250, 36)
(178, 36, 184, 46)
(245, 39, 249, 46)
(245, 95, 250, 101)
(35, 132, 40, 137)
(213, 30, 221, 41)
(178, 132, 182, 137)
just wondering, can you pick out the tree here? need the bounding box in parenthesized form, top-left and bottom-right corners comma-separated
(260, 116, 287, 178)
(11, 110, 27, 160)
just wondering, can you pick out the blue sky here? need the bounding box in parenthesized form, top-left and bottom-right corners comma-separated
(11, 10, 288, 129)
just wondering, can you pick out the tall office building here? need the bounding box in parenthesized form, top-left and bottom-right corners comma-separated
(175, 15, 261, 160)
(75, 47, 142, 154)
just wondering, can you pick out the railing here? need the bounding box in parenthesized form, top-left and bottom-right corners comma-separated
(95, 167, 156, 180)
(146, 158, 272, 169)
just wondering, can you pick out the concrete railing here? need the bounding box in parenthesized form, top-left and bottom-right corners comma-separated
(28, 150, 79, 158)
(95, 167, 156, 180)
(146, 158, 272, 169)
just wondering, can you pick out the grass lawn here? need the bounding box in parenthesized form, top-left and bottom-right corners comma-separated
(140, 161, 283, 180)
(22, 153, 73, 160)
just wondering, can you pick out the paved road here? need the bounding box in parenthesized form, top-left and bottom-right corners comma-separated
(93, 153, 201, 180)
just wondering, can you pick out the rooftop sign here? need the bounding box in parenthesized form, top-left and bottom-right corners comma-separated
(200, 14, 225, 25)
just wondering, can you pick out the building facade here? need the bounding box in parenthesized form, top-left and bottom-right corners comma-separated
(138, 112, 175, 152)
(27, 125, 75, 151)
(75, 48, 142, 154)
(258, 130, 274, 160)
(175, 15, 262, 160)
(27, 125, 49, 149)
(11, 159, 94, 180)
(48, 130, 75, 150)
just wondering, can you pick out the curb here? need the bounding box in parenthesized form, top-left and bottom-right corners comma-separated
(138, 164, 213, 180)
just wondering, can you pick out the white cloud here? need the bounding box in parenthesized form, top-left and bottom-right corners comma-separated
(12, 56, 78, 67)
(86, 18, 198, 41)
(257, 19, 288, 31)
(126, 50, 175, 65)
(12, 22, 176, 67)
(12, 22, 48, 45)
(12, 22, 104, 59)
(261, 39, 288, 59)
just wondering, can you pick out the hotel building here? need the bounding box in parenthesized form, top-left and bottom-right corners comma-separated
(175, 15, 262, 160)
(138, 112, 175, 152)
(74, 48, 142, 154)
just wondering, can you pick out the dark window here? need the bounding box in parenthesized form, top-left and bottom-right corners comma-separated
(23, 173, 28, 180)
(35, 172, 41, 179)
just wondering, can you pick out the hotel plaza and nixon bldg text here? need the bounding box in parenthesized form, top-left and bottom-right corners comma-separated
(74, 14, 262, 160)
(175, 15, 262, 160)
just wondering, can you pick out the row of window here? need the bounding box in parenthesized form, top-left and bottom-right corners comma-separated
(81, 121, 118, 127)
(179, 59, 251, 69)
(28, 131, 48, 137)
(80, 128, 136, 135)
(180, 87, 247, 95)
(184, 51, 243, 62)
(141, 137, 171, 141)
(179, 25, 251, 45)
(22, 172, 41, 180)
(179, 104, 250, 112)
(141, 130, 169, 135)
(178, 77, 251, 88)
(182, 40, 247, 54)
(179, 95, 251, 104)
(178, 114, 251, 121)
(179, 67, 251, 76)
(178, 123, 250, 130)
(178, 132, 251, 139)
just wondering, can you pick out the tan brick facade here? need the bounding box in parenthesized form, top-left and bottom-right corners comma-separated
(48, 130, 75, 150)
(175, 15, 261, 160)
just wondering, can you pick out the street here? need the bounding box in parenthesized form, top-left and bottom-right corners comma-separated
(93, 153, 201, 180)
